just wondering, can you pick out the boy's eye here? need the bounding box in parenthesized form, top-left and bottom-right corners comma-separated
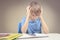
(37, 9, 41, 13)
(30, 9, 41, 16)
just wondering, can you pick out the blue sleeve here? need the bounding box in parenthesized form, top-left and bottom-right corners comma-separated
(18, 17, 26, 33)
(21, 17, 28, 33)
(21, 17, 26, 27)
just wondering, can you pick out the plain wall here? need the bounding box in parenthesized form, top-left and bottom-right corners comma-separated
(0, 0, 60, 33)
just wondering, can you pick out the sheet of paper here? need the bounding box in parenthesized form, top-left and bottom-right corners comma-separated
(34, 33, 48, 37)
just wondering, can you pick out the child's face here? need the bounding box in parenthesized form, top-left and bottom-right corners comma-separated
(29, 6, 41, 20)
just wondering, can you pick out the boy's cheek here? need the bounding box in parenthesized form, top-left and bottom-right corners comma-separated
(36, 13, 41, 16)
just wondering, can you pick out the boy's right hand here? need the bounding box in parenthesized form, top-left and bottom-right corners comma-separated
(26, 6, 31, 20)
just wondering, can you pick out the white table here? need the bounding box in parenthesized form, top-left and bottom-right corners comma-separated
(17, 33, 60, 40)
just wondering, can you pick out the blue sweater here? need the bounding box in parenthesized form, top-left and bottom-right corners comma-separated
(21, 17, 42, 34)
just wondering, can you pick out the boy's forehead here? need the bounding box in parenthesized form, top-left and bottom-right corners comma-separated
(30, 5, 41, 10)
(30, 6, 41, 11)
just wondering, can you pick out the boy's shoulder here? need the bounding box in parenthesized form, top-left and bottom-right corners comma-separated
(22, 16, 26, 20)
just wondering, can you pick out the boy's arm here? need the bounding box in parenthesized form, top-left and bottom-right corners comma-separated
(39, 16, 49, 34)
(21, 17, 29, 33)
(21, 6, 31, 33)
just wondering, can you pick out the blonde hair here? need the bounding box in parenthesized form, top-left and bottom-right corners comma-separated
(28, 1, 41, 16)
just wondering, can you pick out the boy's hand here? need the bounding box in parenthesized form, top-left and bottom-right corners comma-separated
(26, 6, 36, 20)
(26, 6, 31, 20)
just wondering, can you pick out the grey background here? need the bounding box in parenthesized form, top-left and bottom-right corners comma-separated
(0, 0, 60, 33)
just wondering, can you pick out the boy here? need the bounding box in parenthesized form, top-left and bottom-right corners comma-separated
(21, 1, 49, 34)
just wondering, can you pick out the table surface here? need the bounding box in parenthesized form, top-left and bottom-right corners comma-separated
(17, 33, 60, 40)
